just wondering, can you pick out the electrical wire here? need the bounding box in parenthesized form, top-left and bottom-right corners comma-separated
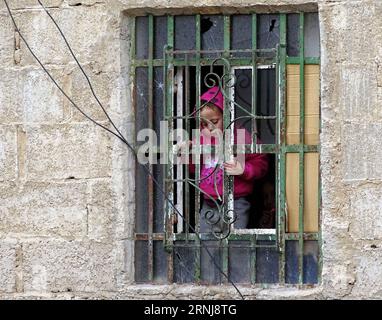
(3, 0, 245, 300)
(36, 0, 128, 145)
(3, 0, 126, 145)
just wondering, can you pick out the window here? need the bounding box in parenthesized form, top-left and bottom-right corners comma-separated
(132, 12, 320, 285)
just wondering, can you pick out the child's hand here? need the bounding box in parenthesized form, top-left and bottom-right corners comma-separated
(223, 159, 244, 176)
(176, 140, 192, 157)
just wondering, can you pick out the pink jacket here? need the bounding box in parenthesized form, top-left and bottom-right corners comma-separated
(189, 128, 268, 200)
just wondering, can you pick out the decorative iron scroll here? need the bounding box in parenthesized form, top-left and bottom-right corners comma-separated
(164, 47, 278, 241)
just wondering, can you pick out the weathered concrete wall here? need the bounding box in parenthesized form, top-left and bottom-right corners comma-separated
(0, 0, 381, 299)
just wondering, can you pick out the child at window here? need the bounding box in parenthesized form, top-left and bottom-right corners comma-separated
(183, 86, 269, 233)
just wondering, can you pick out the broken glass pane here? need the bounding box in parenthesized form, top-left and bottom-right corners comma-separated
(257, 15, 280, 57)
(201, 15, 224, 58)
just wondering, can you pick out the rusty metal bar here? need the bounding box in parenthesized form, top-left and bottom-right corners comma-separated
(175, 67, 184, 234)
(250, 236, 257, 283)
(131, 17, 136, 60)
(194, 13, 201, 283)
(172, 231, 319, 242)
(317, 161, 322, 284)
(147, 14, 154, 282)
(222, 14, 232, 283)
(185, 56, 191, 241)
(278, 13, 287, 285)
(250, 13, 258, 284)
(165, 14, 175, 283)
(134, 231, 319, 241)
(286, 57, 320, 65)
(251, 13, 258, 154)
(298, 12, 305, 284)
(133, 56, 277, 67)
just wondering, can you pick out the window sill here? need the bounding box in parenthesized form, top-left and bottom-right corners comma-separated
(124, 283, 323, 299)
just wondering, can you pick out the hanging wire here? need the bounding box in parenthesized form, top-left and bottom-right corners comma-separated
(2, 0, 245, 300)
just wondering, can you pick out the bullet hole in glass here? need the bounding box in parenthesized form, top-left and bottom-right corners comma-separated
(201, 18, 213, 34)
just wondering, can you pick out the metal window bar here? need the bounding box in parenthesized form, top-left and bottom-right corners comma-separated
(298, 12, 305, 285)
(278, 13, 287, 285)
(185, 57, 191, 242)
(164, 15, 175, 284)
(194, 13, 202, 283)
(175, 67, 184, 233)
(147, 14, 154, 282)
(251, 13, 257, 284)
(222, 14, 232, 284)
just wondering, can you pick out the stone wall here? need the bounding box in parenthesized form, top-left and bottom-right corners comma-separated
(0, 0, 381, 299)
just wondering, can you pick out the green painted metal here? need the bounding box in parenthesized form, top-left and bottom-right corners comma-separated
(164, 15, 175, 283)
(251, 13, 257, 154)
(278, 13, 287, 285)
(251, 14, 257, 284)
(283, 145, 319, 153)
(133, 56, 277, 68)
(317, 169, 323, 284)
(285, 233, 319, 241)
(185, 58, 191, 242)
(167, 15, 174, 48)
(298, 12, 305, 285)
(147, 14, 154, 282)
(138, 231, 319, 242)
(251, 13, 257, 51)
(286, 57, 320, 65)
(194, 13, 202, 283)
(250, 237, 257, 283)
(222, 14, 231, 282)
(131, 17, 136, 61)
(277, 41, 287, 267)
(224, 15, 231, 53)
(317, 99, 322, 284)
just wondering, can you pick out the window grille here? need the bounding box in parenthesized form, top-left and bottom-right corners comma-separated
(132, 12, 321, 285)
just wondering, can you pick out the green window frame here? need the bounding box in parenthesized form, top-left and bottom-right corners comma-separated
(132, 12, 321, 286)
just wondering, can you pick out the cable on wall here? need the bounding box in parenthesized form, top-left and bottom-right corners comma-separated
(3, 0, 245, 300)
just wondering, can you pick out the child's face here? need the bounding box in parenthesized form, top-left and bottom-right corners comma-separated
(200, 105, 223, 136)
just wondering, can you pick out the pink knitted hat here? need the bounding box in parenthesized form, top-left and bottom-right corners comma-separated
(200, 86, 224, 112)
